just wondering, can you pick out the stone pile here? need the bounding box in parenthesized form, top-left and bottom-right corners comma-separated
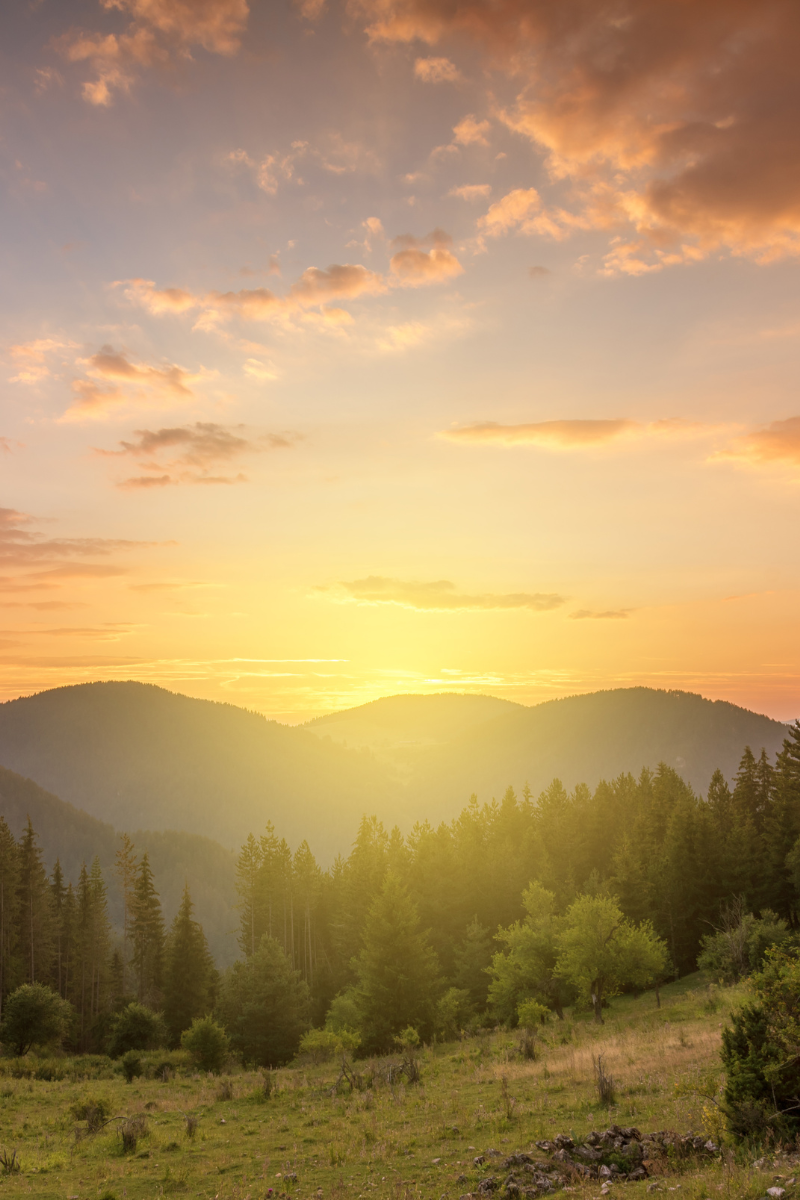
(462, 1124, 719, 1200)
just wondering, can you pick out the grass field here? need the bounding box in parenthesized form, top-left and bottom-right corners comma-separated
(0, 974, 795, 1200)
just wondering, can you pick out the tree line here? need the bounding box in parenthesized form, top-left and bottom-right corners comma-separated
(1, 722, 799, 1063)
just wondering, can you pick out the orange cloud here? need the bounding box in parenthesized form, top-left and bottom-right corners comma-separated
(9, 338, 77, 384)
(477, 188, 543, 238)
(719, 417, 800, 469)
(64, 346, 205, 420)
(351, 0, 800, 268)
(414, 56, 461, 83)
(449, 184, 492, 201)
(57, 0, 248, 105)
(452, 114, 491, 146)
(0, 507, 144, 572)
(389, 246, 463, 285)
(444, 419, 639, 448)
(570, 609, 632, 620)
(319, 575, 565, 612)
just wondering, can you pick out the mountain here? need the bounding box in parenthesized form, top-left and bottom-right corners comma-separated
(0, 682, 790, 864)
(382, 687, 790, 820)
(0, 681, 397, 857)
(0, 765, 238, 966)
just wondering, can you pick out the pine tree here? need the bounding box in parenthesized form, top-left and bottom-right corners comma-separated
(162, 883, 215, 1046)
(354, 872, 442, 1053)
(235, 834, 264, 958)
(130, 853, 164, 1006)
(16, 818, 54, 986)
(115, 833, 138, 994)
(50, 860, 68, 998)
(0, 817, 20, 1018)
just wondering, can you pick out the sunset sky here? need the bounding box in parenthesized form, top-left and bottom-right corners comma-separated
(2, 0, 800, 722)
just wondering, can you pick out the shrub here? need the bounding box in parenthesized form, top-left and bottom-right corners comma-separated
(517, 999, 551, 1028)
(699, 900, 794, 984)
(435, 988, 474, 1041)
(70, 1096, 111, 1132)
(0, 983, 74, 1056)
(107, 1003, 167, 1058)
(298, 1027, 361, 1064)
(324, 990, 363, 1035)
(180, 1016, 230, 1074)
(720, 948, 800, 1141)
(119, 1051, 143, 1083)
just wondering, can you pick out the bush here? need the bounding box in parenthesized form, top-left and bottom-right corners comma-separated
(218, 935, 310, 1067)
(699, 901, 794, 984)
(107, 1003, 167, 1058)
(71, 1095, 111, 1132)
(435, 988, 474, 1041)
(721, 947, 800, 1141)
(0, 983, 74, 1056)
(181, 1016, 230, 1074)
(120, 1051, 143, 1083)
(517, 999, 551, 1029)
(324, 990, 363, 1035)
(298, 1028, 361, 1064)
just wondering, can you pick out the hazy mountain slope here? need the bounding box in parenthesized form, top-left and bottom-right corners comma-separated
(0, 764, 238, 966)
(400, 687, 790, 820)
(306, 692, 522, 772)
(0, 681, 397, 855)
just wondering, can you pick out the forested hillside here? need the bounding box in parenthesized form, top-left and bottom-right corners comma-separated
(1, 721, 799, 1063)
(0, 766, 237, 966)
(0, 682, 788, 854)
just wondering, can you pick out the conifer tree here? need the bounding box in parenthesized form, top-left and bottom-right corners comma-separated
(763, 724, 800, 916)
(162, 883, 215, 1046)
(50, 860, 68, 998)
(130, 853, 164, 1006)
(115, 833, 138, 994)
(235, 834, 264, 958)
(354, 872, 442, 1053)
(0, 817, 20, 1018)
(16, 818, 54, 986)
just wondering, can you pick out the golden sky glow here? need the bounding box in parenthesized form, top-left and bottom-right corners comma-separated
(3, 0, 800, 721)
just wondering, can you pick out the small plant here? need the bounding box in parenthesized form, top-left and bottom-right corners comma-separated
(184, 1113, 199, 1139)
(262, 1069, 274, 1099)
(120, 1114, 147, 1154)
(500, 1075, 517, 1120)
(216, 1077, 234, 1101)
(0, 1148, 20, 1175)
(120, 1050, 143, 1083)
(594, 1053, 616, 1107)
(154, 1060, 174, 1082)
(70, 1095, 111, 1133)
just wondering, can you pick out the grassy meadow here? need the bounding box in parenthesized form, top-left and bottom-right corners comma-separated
(0, 974, 794, 1200)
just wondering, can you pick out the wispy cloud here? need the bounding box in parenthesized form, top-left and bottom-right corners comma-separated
(449, 184, 492, 201)
(442, 418, 706, 449)
(317, 575, 565, 612)
(64, 346, 211, 421)
(96, 421, 300, 488)
(570, 609, 632, 620)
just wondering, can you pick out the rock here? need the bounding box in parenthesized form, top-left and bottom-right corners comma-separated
(766, 1189, 786, 1198)
(599, 1166, 613, 1178)
(474, 1155, 486, 1167)
(477, 1176, 499, 1194)
(629, 1169, 648, 1182)
(574, 1146, 602, 1162)
(432, 1158, 442, 1164)
(504, 1154, 535, 1169)
(457, 1174, 469, 1185)
(487, 1149, 502, 1158)
(554, 1135, 574, 1150)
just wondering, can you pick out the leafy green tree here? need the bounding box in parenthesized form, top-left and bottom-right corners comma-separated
(353, 872, 441, 1053)
(107, 1001, 167, 1057)
(162, 883, 216, 1046)
(219, 935, 310, 1067)
(181, 1015, 230, 1073)
(721, 948, 800, 1141)
(0, 982, 74, 1056)
(698, 899, 793, 984)
(435, 987, 474, 1041)
(554, 893, 668, 1022)
(488, 882, 569, 1023)
(130, 853, 164, 1006)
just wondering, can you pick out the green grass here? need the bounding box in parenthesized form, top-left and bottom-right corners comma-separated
(0, 975, 792, 1199)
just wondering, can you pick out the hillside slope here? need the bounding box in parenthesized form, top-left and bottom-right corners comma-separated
(0, 682, 397, 855)
(397, 687, 789, 820)
(0, 683, 790, 859)
(0, 765, 238, 966)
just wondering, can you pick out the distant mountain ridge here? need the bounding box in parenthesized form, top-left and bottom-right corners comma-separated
(0, 683, 790, 865)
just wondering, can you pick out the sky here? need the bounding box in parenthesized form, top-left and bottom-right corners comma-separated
(2, 0, 800, 723)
